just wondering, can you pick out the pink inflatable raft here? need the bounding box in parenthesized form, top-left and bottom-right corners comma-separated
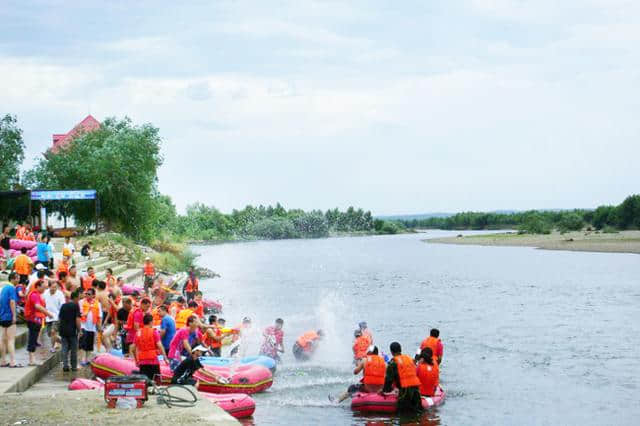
(9, 239, 37, 250)
(200, 392, 256, 419)
(351, 386, 446, 413)
(91, 353, 172, 384)
(91, 353, 272, 394)
(194, 364, 273, 395)
(68, 378, 104, 391)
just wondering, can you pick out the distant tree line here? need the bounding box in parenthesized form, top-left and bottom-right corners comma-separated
(396, 195, 640, 234)
(1, 114, 401, 243)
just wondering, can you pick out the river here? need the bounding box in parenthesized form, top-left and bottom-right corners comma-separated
(192, 230, 640, 425)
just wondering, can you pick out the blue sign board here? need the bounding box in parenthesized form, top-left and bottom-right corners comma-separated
(31, 190, 97, 201)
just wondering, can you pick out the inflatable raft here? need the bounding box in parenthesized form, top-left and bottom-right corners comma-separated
(351, 386, 446, 413)
(9, 239, 37, 250)
(121, 283, 144, 295)
(195, 364, 273, 395)
(68, 378, 104, 391)
(200, 392, 256, 419)
(200, 355, 276, 372)
(90, 353, 172, 383)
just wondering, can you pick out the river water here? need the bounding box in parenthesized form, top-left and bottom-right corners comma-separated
(192, 231, 640, 425)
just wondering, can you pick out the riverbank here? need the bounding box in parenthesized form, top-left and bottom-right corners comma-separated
(425, 230, 640, 254)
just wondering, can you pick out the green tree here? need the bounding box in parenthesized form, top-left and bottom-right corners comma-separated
(24, 117, 163, 241)
(618, 194, 640, 229)
(558, 213, 583, 232)
(0, 114, 26, 190)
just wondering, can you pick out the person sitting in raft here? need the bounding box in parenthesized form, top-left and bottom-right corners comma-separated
(382, 342, 423, 413)
(420, 328, 443, 365)
(170, 344, 220, 386)
(292, 329, 324, 361)
(260, 318, 285, 362)
(168, 315, 202, 370)
(352, 329, 370, 363)
(336, 345, 386, 402)
(416, 347, 439, 397)
(131, 313, 168, 382)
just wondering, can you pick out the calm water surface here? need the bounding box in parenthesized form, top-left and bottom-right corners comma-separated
(193, 231, 640, 425)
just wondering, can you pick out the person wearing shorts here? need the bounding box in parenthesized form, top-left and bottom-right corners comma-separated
(78, 288, 101, 365)
(0, 272, 21, 367)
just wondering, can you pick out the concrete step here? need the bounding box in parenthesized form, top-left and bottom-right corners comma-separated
(91, 260, 119, 274)
(74, 256, 109, 272)
(0, 340, 60, 394)
(120, 268, 143, 284)
(15, 325, 27, 350)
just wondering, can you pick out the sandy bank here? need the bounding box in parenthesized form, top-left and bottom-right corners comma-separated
(425, 230, 640, 254)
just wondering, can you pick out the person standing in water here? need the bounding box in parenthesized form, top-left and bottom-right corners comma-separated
(382, 342, 423, 412)
(260, 318, 285, 362)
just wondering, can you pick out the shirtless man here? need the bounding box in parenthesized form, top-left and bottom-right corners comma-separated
(95, 281, 115, 351)
(67, 265, 81, 293)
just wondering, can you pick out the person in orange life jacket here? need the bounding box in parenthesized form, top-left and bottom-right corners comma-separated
(335, 345, 387, 403)
(359, 321, 373, 346)
(81, 267, 96, 291)
(175, 301, 197, 329)
(292, 329, 324, 361)
(24, 279, 54, 366)
(124, 297, 151, 356)
(193, 292, 204, 318)
(416, 347, 439, 397)
(183, 267, 199, 302)
(382, 342, 423, 413)
(56, 256, 70, 281)
(78, 287, 102, 366)
(14, 247, 33, 285)
(142, 257, 155, 294)
(420, 328, 443, 365)
(170, 296, 186, 318)
(352, 329, 370, 363)
(199, 314, 224, 357)
(131, 313, 167, 382)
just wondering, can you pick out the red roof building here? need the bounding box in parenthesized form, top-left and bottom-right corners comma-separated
(50, 115, 101, 153)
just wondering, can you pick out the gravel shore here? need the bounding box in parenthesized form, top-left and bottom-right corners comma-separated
(425, 230, 640, 254)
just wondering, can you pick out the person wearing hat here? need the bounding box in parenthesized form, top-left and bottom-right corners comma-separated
(171, 344, 228, 386)
(334, 345, 386, 402)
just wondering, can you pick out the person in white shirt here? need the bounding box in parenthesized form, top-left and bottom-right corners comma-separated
(42, 281, 65, 352)
(78, 288, 102, 365)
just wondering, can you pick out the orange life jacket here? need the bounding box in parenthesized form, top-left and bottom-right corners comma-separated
(105, 275, 116, 288)
(143, 263, 155, 277)
(82, 275, 95, 291)
(81, 298, 100, 324)
(394, 354, 421, 388)
(417, 362, 439, 396)
(175, 309, 194, 329)
(363, 355, 386, 385)
(57, 260, 69, 278)
(204, 326, 222, 349)
(26, 232, 35, 241)
(151, 307, 162, 327)
(420, 336, 442, 361)
(194, 301, 204, 318)
(296, 331, 319, 350)
(14, 254, 32, 275)
(353, 336, 370, 360)
(16, 226, 26, 240)
(185, 277, 199, 293)
(135, 327, 158, 363)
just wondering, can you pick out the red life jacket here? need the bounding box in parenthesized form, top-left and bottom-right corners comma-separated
(353, 336, 370, 360)
(135, 327, 158, 363)
(296, 331, 319, 351)
(417, 362, 439, 396)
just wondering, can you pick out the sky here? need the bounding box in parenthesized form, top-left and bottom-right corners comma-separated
(1, 0, 639, 215)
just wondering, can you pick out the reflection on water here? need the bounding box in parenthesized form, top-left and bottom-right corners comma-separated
(193, 231, 640, 425)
